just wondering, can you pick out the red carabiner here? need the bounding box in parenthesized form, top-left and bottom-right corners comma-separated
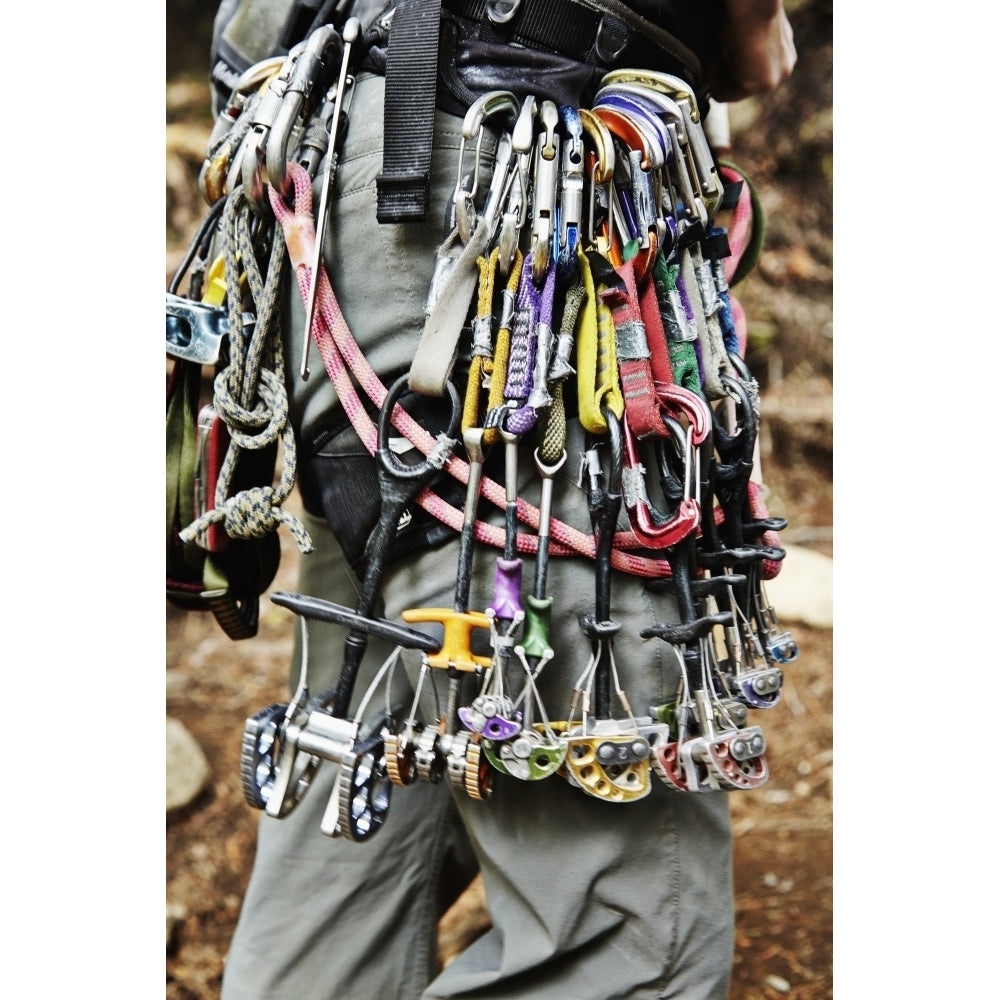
(622, 416, 700, 549)
(655, 382, 712, 445)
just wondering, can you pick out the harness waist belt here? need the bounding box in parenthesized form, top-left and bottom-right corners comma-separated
(376, 0, 705, 224)
(441, 0, 627, 63)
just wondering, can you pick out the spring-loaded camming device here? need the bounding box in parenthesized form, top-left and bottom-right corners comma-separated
(245, 376, 460, 835)
(458, 429, 523, 752)
(562, 410, 653, 802)
(401, 421, 497, 799)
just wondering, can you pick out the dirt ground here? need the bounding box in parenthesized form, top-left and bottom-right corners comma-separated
(166, 4, 832, 997)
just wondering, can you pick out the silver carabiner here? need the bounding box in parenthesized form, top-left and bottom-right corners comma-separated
(265, 26, 342, 192)
(530, 100, 560, 284)
(453, 90, 519, 244)
(497, 96, 536, 276)
(557, 105, 584, 255)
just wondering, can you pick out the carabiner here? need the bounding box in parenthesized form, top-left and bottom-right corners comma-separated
(579, 108, 615, 255)
(265, 25, 343, 192)
(654, 382, 712, 445)
(233, 50, 298, 212)
(299, 18, 360, 379)
(593, 90, 672, 169)
(599, 69, 722, 219)
(621, 415, 700, 549)
(590, 104, 664, 172)
(496, 95, 536, 277)
(530, 100, 560, 284)
(555, 105, 584, 287)
(453, 90, 519, 243)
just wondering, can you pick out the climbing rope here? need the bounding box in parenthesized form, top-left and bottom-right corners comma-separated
(180, 188, 312, 554)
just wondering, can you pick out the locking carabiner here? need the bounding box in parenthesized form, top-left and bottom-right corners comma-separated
(530, 100, 561, 285)
(265, 24, 344, 193)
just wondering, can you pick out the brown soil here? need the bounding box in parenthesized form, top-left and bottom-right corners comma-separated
(166, 4, 832, 997)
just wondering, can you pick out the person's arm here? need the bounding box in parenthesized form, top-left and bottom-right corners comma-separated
(709, 0, 797, 102)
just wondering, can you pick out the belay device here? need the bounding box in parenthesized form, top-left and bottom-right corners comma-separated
(166, 3, 800, 842)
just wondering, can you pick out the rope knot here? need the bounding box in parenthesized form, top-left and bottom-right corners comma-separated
(222, 486, 280, 538)
(179, 485, 314, 555)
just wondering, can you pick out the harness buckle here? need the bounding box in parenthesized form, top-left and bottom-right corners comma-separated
(593, 14, 630, 64)
(486, 0, 521, 24)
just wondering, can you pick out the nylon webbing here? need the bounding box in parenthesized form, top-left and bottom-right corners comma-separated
(603, 254, 661, 439)
(575, 245, 623, 434)
(376, 0, 443, 222)
(484, 250, 523, 445)
(536, 274, 583, 465)
(650, 253, 701, 395)
(410, 220, 494, 396)
(464, 249, 501, 435)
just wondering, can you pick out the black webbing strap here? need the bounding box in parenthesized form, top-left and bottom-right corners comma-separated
(444, 0, 608, 56)
(376, 0, 443, 223)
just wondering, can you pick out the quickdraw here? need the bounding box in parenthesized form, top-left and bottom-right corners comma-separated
(173, 16, 802, 828)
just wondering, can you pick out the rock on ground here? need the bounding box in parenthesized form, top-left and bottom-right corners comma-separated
(166, 716, 211, 814)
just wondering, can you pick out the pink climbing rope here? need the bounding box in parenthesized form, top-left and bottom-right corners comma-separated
(269, 162, 677, 578)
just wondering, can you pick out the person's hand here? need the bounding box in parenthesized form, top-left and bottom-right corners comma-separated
(709, 0, 797, 102)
